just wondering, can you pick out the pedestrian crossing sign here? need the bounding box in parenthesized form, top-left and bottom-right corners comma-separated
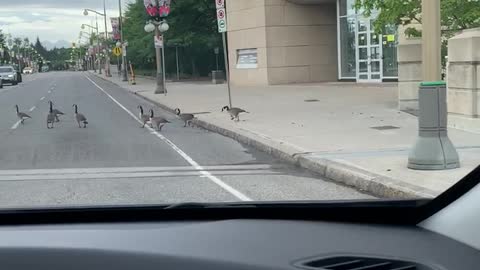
(113, 47, 122, 56)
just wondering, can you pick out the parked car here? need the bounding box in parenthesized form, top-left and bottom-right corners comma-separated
(0, 77, 3, 88)
(0, 66, 18, 85)
(23, 67, 33, 74)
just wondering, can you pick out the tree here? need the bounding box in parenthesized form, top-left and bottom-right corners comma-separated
(354, 0, 480, 37)
(122, 0, 155, 70)
(23, 38, 30, 48)
(122, 0, 223, 77)
(34, 37, 48, 57)
(0, 30, 7, 64)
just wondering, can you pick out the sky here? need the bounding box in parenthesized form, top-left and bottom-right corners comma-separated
(0, 0, 132, 46)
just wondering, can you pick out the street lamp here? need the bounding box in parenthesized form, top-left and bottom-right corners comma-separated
(143, 0, 171, 94)
(81, 21, 101, 74)
(83, 3, 111, 77)
(145, 19, 169, 94)
(144, 22, 155, 33)
(116, 0, 129, 82)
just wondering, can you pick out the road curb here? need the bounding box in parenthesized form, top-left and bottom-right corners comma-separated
(88, 71, 435, 199)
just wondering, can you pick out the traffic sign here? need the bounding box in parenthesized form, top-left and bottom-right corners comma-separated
(215, 0, 225, 9)
(154, 35, 164, 48)
(218, 19, 227, 33)
(113, 47, 122, 56)
(217, 8, 225, 20)
(216, 7, 227, 33)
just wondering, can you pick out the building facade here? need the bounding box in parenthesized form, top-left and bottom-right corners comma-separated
(226, 0, 399, 85)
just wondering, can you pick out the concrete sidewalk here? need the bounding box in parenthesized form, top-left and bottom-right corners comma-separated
(91, 70, 480, 198)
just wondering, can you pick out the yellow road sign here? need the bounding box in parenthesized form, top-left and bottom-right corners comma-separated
(113, 47, 122, 56)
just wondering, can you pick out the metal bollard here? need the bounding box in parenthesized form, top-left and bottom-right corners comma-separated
(408, 81, 460, 170)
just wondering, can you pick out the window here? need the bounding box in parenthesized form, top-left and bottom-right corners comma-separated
(382, 25, 399, 78)
(0, 67, 14, 73)
(339, 17, 356, 78)
(236, 49, 258, 69)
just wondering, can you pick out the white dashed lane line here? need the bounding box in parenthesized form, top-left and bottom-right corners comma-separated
(10, 121, 22, 130)
(40, 96, 45, 101)
(11, 102, 38, 130)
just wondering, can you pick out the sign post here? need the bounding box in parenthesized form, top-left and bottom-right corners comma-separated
(215, 0, 232, 108)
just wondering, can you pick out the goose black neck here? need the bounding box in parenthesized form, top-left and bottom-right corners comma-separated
(139, 106, 144, 114)
(74, 105, 78, 114)
(15, 105, 19, 113)
(150, 110, 154, 118)
(49, 102, 53, 113)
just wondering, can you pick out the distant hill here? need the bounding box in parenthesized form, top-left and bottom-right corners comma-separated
(42, 40, 71, 50)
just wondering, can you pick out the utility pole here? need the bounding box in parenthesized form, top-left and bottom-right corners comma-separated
(119, 0, 128, 81)
(96, 15, 102, 75)
(103, 0, 111, 77)
(176, 45, 180, 81)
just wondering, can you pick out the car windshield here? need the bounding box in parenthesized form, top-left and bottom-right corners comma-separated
(0, 67, 13, 73)
(0, 0, 478, 209)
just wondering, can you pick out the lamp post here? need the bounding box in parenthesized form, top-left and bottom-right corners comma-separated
(82, 21, 101, 74)
(83, 4, 111, 77)
(145, 20, 169, 94)
(143, 0, 171, 94)
(118, 0, 128, 82)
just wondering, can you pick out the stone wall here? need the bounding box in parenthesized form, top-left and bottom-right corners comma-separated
(447, 28, 480, 133)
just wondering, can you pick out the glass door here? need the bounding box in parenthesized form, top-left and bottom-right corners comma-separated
(356, 17, 382, 82)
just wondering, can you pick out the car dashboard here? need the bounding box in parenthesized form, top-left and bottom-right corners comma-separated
(0, 218, 478, 270)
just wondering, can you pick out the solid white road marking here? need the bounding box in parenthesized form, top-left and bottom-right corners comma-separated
(0, 165, 278, 182)
(47, 90, 51, 93)
(40, 96, 45, 100)
(84, 75, 252, 201)
(29, 106, 36, 112)
(0, 164, 272, 176)
(10, 120, 22, 130)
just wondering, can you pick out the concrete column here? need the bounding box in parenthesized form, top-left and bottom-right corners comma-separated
(398, 37, 422, 112)
(447, 28, 480, 133)
(421, 0, 441, 81)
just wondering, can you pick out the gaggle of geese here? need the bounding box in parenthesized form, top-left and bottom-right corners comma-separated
(138, 105, 197, 131)
(15, 102, 250, 131)
(15, 101, 87, 129)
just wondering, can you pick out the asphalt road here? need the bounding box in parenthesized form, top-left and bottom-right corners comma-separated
(0, 72, 374, 208)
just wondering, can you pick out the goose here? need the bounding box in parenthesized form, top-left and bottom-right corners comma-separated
(15, 105, 31, 124)
(137, 105, 150, 128)
(149, 109, 170, 131)
(221, 106, 248, 122)
(73, 104, 88, 128)
(49, 101, 64, 122)
(46, 101, 56, 129)
(174, 108, 194, 127)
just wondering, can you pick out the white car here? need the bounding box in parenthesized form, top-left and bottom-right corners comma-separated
(23, 67, 33, 74)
